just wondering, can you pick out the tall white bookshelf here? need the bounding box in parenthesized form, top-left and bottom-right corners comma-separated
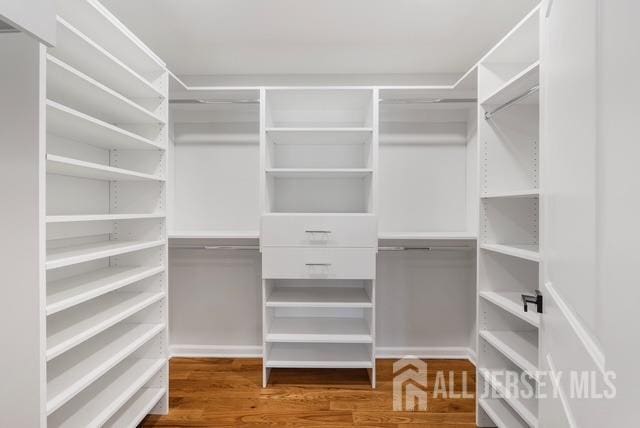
(476, 6, 541, 428)
(260, 88, 379, 387)
(44, 0, 169, 426)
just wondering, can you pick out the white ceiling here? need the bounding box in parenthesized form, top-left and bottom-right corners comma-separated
(102, 0, 538, 77)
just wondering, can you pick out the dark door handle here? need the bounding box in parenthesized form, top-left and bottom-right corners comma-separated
(521, 290, 543, 313)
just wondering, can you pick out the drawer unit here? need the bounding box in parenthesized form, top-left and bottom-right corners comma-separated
(262, 247, 376, 279)
(261, 214, 377, 247)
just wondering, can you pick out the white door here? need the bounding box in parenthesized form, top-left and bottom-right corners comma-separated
(539, 0, 638, 426)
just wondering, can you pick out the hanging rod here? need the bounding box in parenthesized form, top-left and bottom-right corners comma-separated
(484, 85, 539, 120)
(170, 99, 259, 105)
(379, 98, 476, 104)
(379, 246, 473, 251)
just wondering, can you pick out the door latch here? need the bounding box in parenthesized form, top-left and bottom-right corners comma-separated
(521, 290, 543, 313)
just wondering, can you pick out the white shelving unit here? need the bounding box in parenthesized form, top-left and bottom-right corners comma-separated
(261, 88, 378, 387)
(43, 1, 170, 426)
(476, 6, 541, 428)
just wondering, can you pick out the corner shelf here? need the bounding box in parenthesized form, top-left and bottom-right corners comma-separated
(47, 101, 164, 151)
(266, 317, 372, 343)
(479, 291, 540, 328)
(47, 322, 164, 414)
(46, 239, 165, 270)
(46, 291, 165, 361)
(480, 243, 540, 262)
(47, 154, 165, 182)
(47, 265, 165, 315)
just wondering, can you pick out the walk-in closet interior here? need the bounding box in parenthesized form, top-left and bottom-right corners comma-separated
(2, 0, 637, 427)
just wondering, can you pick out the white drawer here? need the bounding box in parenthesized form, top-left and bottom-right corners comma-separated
(261, 214, 377, 247)
(262, 247, 376, 279)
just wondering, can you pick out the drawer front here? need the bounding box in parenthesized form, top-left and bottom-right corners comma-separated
(262, 247, 376, 279)
(261, 215, 377, 247)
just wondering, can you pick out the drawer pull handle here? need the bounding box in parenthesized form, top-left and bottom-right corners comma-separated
(305, 263, 332, 266)
(305, 230, 332, 234)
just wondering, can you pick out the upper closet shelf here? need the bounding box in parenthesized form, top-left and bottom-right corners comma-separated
(46, 239, 165, 270)
(379, 232, 477, 241)
(47, 155, 165, 182)
(47, 55, 164, 126)
(53, 17, 163, 101)
(266, 168, 373, 178)
(266, 128, 372, 145)
(481, 61, 539, 107)
(480, 243, 540, 262)
(480, 291, 540, 328)
(47, 101, 164, 151)
(47, 213, 165, 224)
(481, 189, 539, 199)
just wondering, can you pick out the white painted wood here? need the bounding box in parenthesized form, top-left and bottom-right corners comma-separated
(0, 0, 55, 45)
(262, 247, 376, 279)
(266, 343, 372, 368)
(479, 330, 538, 377)
(266, 316, 372, 343)
(103, 387, 166, 428)
(169, 230, 259, 240)
(47, 213, 165, 223)
(0, 32, 46, 428)
(47, 266, 164, 315)
(46, 239, 165, 270)
(47, 154, 165, 182)
(481, 61, 539, 106)
(481, 190, 539, 199)
(266, 287, 372, 308)
(46, 101, 164, 151)
(479, 368, 538, 427)
(265, 168, 373, 178)
(479, 397, 529, 428)
(47, 358, 165, 428)
(46, 292, 164, 361)
(47, 322, 164, 414)
(480, 291, 540, 328)
(262, 213, 377, 247)
(480, 243, 540, 262)
(378, 231, 476, 241)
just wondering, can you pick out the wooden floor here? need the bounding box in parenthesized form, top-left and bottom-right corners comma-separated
(142, 358, 476, 427)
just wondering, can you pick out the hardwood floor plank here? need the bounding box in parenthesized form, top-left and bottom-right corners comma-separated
(142, 358, 476, 428)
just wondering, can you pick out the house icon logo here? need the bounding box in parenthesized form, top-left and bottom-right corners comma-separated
(393, 357, 428, 411)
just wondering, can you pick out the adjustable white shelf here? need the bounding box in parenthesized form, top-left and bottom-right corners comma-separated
(479, 368, 538, 428)
(265, 168, 373, 178)
(480, 291, 540, 328)
(481, 189, 539, 199)
(266, 127, 373, 133)
(47, 357, 165, 428)
(481, 61, 540, 107)
(53, 17, 163, 100)
(47, 101, 164, 151)
(479, 330, 538, 377)
(479, 397, 529, 428)
(266, 287, 372, 308)
(378, 231, 477, 241)
(480, 243, 540, 262)
(266, 343, 372, 368)
(168, 230, 260, 240)
(46, 239, 165, 270)
(44, 3, 169, 425)
(47, 266, 165, 315)
(266, 128, 372, 145)
(266, 316, 372, 343)
(103, 387, 167, 428)
(47, 322, 164, 414)
(47, 154, 165, 182)
(46, 291, 165, 361)
(47, 55, 164, 126)
(47, 213, 165, 223)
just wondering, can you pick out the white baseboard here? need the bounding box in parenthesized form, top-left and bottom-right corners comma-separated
(376, 346, 475, 362)
(170, 344, 263, 358)
(171, 344, 477, 364)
